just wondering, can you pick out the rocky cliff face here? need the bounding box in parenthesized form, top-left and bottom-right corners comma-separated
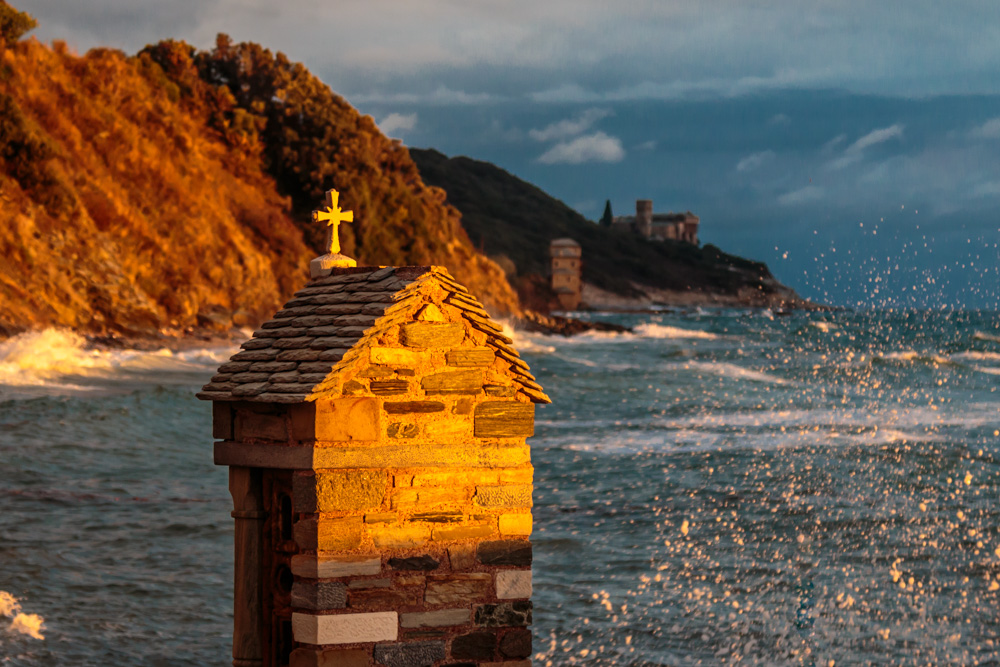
(411, 148, 809, 310)
(0, 29, 517, 338)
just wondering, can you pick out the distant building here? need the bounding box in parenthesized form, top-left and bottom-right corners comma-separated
(550, 238, 582, 310)
(612, 199, 699, 245)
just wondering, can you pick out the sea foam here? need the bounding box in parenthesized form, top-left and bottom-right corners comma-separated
(0, 328, 236, 393)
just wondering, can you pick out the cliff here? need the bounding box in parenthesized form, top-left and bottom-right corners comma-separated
(410, 148, 810, 310)
(0, 10, 516, 338)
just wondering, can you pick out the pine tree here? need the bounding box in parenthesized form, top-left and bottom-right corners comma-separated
(600, 199, 613, 226)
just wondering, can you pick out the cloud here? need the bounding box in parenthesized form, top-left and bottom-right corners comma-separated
(769, 113, 791, 125)
(736, 150, 775, 172)
(846, 124, 904, 154)
(821, 133, 848, 155)
(969, 117, 1000, 139)
(971, 181, 1000, 198)
(537, 132, 625, 165)
(350, 86, 496, 106)
(828, 124, 904, 169)
(377, 112, 417, 136)
(778, 185, 824, 206)
(635, 140, 657, 151)
(529, 108, 612, 142)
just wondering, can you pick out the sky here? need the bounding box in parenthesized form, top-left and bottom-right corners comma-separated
(18, 0, 1000, 307)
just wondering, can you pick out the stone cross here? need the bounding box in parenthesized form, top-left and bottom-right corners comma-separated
(312, 189, 354, 255)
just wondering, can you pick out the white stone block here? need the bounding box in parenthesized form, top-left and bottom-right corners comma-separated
(400, 608, 471, 628)
(495, 570, 532, 600)
(291, 554, 382, 578)
(292, 611, 397, 645)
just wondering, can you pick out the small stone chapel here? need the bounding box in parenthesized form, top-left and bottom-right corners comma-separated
(198, 189, 549, 667)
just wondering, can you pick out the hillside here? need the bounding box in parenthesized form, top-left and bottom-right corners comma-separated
(410, 148, 807, 309)
(0, 5, 516, 338)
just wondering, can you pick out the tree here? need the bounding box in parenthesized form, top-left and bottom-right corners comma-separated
(0, 2, 36, 47)
(600, 199, 614, 226)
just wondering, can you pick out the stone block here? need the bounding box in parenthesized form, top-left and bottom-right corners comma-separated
(212, 402, 233, 440)
(484, 384, 516, 397)
(294, 516, 364, 551)
(500, 628, 531, 659)
(371, 347, 424, 366)
(498, 466, 534, 484)
(400, 608, 470, 628)
(291, 554, 382, 578)
(291, 580, 347, 610)
(235, 410, 288, 441)
(348, 578, 391, 589)
(292, 611, 397, 645)
(290, 647, 370, 667)
(446, 348, 496, 367)
(312, 398, 381, 442)
(416, 303, 446, 321)
(312, 442, 530, 470)
(422, 419, 472, 441)
(499, 629, 532, 659)
(310, 470, 387, 512)
(498, 514, 532, 536)
(411, 470, 496, 487)
(448, 544, 477, 571)
(384, 401, 445, 414)
(358, 366, 396, 378)
(495, 571, 532, 600)
(425, 573, 491, 606)
(401, 322, 465, 348)
(411, 511, 462, 523)
(451, 631, 497, 661)
(369, 523, 432, 549)
(370, 379, 411, 395)
(474, 485, 533, 509)
(395, 574, 426, 587)
(432, 524, 494, 542)
(349, 587, 422, 610)
(477, 540, 532, 567)
(373, 640, 447, 667)
(473, 402, 534, 438)
(391, 486, 468, 511)
(421, 370, 483, 395)
(474, 602, 532, 627)
(387, 422, 419, 438)
(453, 397, 474, 415)
(388, 555, 440, 571)
(365, 512, 397, 524)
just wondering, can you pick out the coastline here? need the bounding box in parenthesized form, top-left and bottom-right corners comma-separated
(579, 281, 828, 312)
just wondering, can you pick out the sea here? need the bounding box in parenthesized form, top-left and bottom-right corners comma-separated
(1, 309, 999, 666)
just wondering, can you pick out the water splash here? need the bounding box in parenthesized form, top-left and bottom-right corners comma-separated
(0, 591, 45, 640)
(0, 328, 237, 395)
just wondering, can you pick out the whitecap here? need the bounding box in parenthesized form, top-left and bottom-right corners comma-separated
(973, 331, 1000, 343)
(680, 360, 790, 384)
(0, 328, 237, 394)
(634, 323, 721, 340)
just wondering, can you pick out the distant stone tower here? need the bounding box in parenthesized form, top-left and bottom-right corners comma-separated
(549, 238, 582, 311)
(199, 190, 549, 667)
(635, 199, 653, 238)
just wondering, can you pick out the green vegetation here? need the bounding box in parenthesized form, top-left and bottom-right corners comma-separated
(410, 148, 779, 300)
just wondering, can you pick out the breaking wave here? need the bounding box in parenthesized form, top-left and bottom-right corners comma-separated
(633, 323, 721, 340)
(0, 329, 236, 393)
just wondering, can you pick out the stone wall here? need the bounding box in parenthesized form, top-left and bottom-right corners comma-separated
(212, 273, 542, 666)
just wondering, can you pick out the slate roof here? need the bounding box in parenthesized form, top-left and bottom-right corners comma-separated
(196, 266, 550, 405)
